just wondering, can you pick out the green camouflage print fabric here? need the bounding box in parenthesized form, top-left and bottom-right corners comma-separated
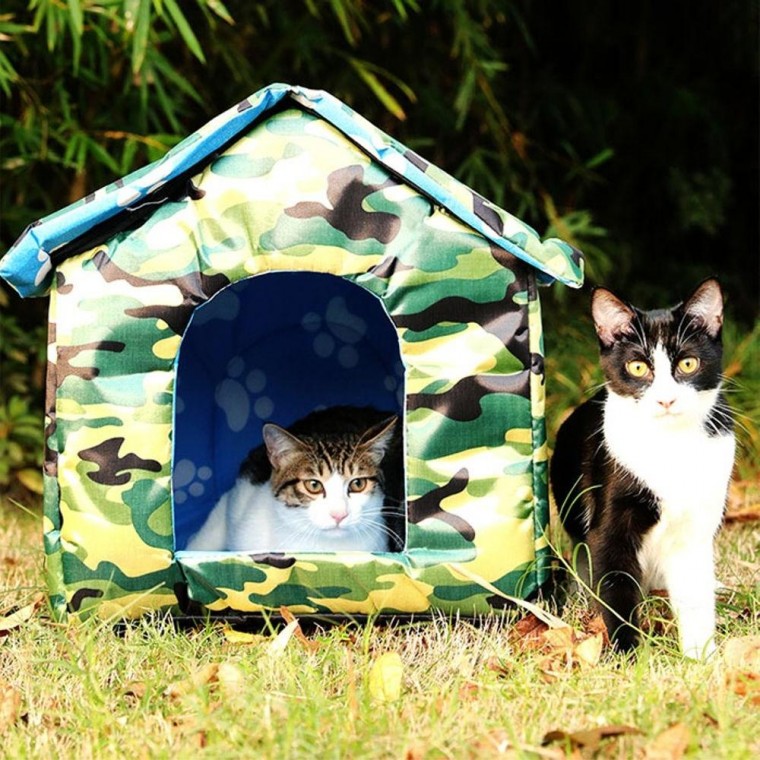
(28, 100, 582, 621)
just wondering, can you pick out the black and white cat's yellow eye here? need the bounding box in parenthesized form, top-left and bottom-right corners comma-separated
(302, 479, 324, 495)
(348, 477, 369, 494)
(625, 360, 650, 378)
(677, 357, 700, 374)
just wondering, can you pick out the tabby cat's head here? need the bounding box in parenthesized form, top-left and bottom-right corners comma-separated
(591, 278, 725, 426)
(262, 415, 397, 535)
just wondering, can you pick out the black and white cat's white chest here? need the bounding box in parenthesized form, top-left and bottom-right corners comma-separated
(602, 385, 735, 585)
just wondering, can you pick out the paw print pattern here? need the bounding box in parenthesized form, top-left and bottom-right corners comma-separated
(173, 458, 213, 505)
(215, 356, 275, 433)
(384, 360, 406, 407)
(301, 296, 368, 369)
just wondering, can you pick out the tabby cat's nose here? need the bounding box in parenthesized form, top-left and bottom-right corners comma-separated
(331, 510, 348, 525)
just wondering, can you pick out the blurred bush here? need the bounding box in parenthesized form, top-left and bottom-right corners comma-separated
(0, 1, 757, 497)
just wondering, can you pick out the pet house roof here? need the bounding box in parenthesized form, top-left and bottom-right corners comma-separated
(0, 83, 583, 298)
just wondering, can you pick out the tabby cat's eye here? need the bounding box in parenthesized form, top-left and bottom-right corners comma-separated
(302, 479, 323, 495)
(625, 360, 650, 378)
(677, 357, 700, 374)
(348, 477, 369, 494)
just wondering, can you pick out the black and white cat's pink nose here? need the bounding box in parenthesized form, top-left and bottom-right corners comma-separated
(657, 398, 676, 411)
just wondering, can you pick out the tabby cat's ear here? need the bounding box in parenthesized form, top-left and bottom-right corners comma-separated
(358, 416, 398, 464)
(262, 424, 307, 468)
(682, 278, 724, 339)
(591, 288, 637, 348)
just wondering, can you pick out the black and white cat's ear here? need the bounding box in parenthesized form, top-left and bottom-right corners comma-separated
(358, 416, 398, 464)
(682, 278, 724, 338)
(591, 288, 637, 348)
(262, 424, 307, 468)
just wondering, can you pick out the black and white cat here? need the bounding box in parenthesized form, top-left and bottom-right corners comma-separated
(550, 279, 735, 658)
(186, 407, 402, 553)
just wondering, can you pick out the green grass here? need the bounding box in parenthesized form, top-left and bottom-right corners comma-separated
(2, 305, 757, 756)
(1, 494, 758, 758)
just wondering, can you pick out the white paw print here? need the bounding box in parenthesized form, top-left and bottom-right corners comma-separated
(215, 356, 275, 433)
(301, 296, 367, 369)
(384, 360, 406, 407)
(173, 458, 213, 504)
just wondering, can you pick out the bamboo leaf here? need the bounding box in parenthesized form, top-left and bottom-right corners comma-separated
(163, 0, 206, 63)
(130, 0, 151, 73)
(329, 0, 356, 46)
(348, 57, 407, 120)
(205, 0, 234, 25)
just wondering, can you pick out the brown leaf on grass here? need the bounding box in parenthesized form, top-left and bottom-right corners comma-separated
(0, 593, 44, 637)
(644, 723, 691, 760)
(534, 625, 606, 681)
(543, 724, 641, 752)
(724, 504, 760, 524)
(473, 729, 567, 758)
(164, 663, 220, 699)
(726, 480, 760, 521)
(458, 681, 479, 701)
(485, 656, 512, 678)
(123, 681, 147, 702)
(164, 662, 246, 703)
(573, 633, 604, 669)
(721, 635, 760, 704)
(279, 606, 320, 652)
(723, 635, 760, 670)
(215, 662, 245, 698)
(0, 679, 22, 734)
(512, 612, 550, 643)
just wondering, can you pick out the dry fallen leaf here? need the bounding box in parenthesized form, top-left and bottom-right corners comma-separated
(164, 663, 220, 699)
(722, 635, 760, 705)
(723, 635, 760, 670)
(574, 633, 604, 669)
(123, 681, 148, 701)
(543, 724, 640, 752)
(279, 606, 320, 652)
(0, 594, 44, 637)
(368, 652, 404, 702)
(221, 625, 269, 646)
(513, 612, 550, 643)
(268, 620, 299, 657)
(644, 722, 691, 760)
(0, 679, 22, 734)
(215, 662, 245, 698)
(473, 728, 567, 758)
(533, 625, 608, 681)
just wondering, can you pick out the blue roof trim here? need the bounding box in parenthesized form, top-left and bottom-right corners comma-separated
(0, 83, 582, 298)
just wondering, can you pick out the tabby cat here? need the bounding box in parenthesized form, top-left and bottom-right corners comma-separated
(550, 279, 735, 658)
(186, 406, 402, 553)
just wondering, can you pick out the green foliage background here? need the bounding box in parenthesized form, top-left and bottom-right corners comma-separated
(0, 0, 758, 495)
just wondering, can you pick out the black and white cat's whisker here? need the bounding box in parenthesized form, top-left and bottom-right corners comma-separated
(675, 313, 701, 347)
(630, 318, 649, 351)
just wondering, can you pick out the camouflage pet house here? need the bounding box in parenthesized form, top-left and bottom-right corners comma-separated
(0, 84, 583, 620)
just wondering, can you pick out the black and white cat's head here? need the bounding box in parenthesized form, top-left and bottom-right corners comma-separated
(591, 278, 726, 429)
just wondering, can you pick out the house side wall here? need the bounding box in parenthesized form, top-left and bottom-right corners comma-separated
(43, 108, 546, 619)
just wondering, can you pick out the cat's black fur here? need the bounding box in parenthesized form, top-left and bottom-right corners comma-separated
(550, 279, 733, 653)
(551, 389, 663, 650)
